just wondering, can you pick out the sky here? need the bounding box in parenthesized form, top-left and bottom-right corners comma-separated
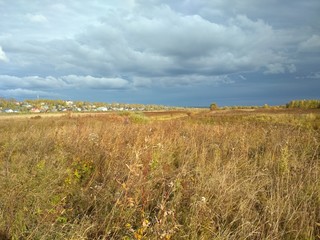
(0, 0, 319, 106)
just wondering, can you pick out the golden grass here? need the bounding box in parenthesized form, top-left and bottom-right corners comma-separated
(0, 111, 319, 239)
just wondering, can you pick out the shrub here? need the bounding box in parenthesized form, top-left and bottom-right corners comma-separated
(210, 102, 219, 110)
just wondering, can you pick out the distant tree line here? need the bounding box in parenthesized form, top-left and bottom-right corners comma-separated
(209, 99, 320, 110)
(286, 100, 320, 109)
(0, 97, 17, 109)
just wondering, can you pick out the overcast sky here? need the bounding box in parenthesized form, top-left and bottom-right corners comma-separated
(0, 0, 319, 106)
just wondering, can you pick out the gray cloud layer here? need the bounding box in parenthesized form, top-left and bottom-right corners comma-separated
(0, 0, 319, 105)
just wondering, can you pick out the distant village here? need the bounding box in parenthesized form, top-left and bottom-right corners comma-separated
(0, 98, 178, 114)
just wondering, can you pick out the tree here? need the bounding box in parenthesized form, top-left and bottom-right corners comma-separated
(210, 102, 219, 111)
(286, 99, 320, 109)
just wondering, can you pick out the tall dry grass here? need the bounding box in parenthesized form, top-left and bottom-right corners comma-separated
(0, 112, 319, 239)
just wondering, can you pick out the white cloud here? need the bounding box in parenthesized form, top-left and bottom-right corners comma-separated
(308, 72, 320, 79)
(299, 35, 320, 52)
(0, 75, 130, 90)
(296, 72, 320, 79)
(132, 74, 234, 87)
(0, 73, 232, 92)
(61, 8, 297, 78)
(0, 75, 66, 89)
(26, 13, 48, 23)
(0, 46, 8, 62)
(264, 63, 296, 74)
(0, 88, 56, 98)
(239, 75, 246, 80)
(61, 75, 130, 89)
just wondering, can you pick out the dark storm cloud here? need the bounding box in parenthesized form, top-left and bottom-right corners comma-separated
(0, 0, 319, 105)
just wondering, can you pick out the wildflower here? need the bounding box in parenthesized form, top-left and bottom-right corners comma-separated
(125, 223, 132, 228)
(142, 219, 150, 228)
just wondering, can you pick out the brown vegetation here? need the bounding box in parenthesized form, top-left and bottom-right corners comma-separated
(0, 110, 319, 239)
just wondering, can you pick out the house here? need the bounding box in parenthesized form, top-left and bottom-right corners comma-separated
(65, 100, 74, 107)
(22, 103, 33, 109)
(40, 105, 49, 112)
(96, 107, 108, 112)
(30, 108, 41, 113)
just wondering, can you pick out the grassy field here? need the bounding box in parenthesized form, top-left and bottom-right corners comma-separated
(0, 109, 319, 239)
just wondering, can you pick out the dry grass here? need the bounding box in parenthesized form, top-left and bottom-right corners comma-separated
(0, 111, 319, 239)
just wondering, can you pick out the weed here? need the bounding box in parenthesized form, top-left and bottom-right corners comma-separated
(0, 110, 319, 239)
